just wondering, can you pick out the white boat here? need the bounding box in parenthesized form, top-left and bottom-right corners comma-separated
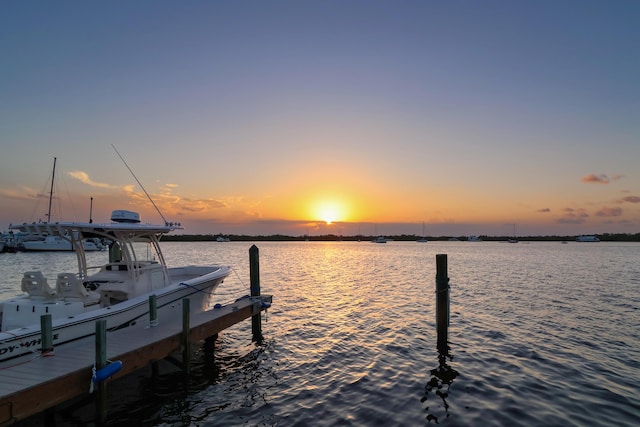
(372, 236, 387, 243)
(17, 157, 107, 252)
(21, 233, 106, 251)
(216, 236, 230, 242)
(467, 235, 482, 242)
(0, 209, 231, 362)
(576, 235, 600, 242)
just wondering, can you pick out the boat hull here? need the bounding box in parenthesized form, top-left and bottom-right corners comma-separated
(0, 266, 230, 362)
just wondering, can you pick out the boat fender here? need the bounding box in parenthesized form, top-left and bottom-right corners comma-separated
(92, 360, 123, 383)
(214, 303, 222, 309)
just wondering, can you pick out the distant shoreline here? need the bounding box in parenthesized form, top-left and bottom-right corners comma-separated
(163, 233, 640, 242)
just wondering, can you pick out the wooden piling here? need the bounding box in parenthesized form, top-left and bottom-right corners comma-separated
(95, 319, 107, 425)
(40, 314, 53, 354)
(249, 245, 263, 342)
(182, 298, 191, 374)
(149, 294, 158, 327)
(435, 254, 450, 353)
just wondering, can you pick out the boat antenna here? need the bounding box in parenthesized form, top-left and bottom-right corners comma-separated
(46, 157, 57, 222)
(111, 144, 169, 225)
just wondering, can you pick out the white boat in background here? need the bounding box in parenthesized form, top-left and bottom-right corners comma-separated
(0, 209, 231, 362)
(16, 157, 105, 252)
(21, 233, 106, 251)
(372, 236, 387, 243)
(467, 235, 482, 242)
(216, 236, 230, 242)
(576, 235, 600, 242)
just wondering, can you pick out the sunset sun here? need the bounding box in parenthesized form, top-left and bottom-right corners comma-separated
(312, 200, 347, 225)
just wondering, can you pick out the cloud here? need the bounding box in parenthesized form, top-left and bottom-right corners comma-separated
(595, 207, 622, 217)
(621, 196, 640, 203)
(537, 208, 551, 213)
(581, 173, 625, 184)
(581, 174, 610, 184)
(68, 171, 118, 189)
(0, 187, 42, 202)
(557, 207, 589, 224)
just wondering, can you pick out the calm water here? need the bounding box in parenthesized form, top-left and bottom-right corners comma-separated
(2, 241, 639, 426)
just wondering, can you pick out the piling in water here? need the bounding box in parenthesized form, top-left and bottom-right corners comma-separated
(95, 319, 107, 425)
(182, 298, 191, 375)
(435, 254, 450, 353)
(250, 245, 263, 342)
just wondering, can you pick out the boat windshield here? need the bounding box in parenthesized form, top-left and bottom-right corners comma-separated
(130, 241, 158, 263)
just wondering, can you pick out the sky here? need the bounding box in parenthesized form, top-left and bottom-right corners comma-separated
(1, 1, 639, 237)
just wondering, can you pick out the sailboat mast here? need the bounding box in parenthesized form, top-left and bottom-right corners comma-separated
(46, 157, 57, 223)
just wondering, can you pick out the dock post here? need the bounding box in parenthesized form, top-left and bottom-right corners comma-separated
(249, 245, 263, 342)
(149, 294, 158, 327)
(40, 314, 53, 354)
(204, 333, 218, 373)
(182, 298, 191, 374)
(435, 254, 450, 354)
(95, 319, 108, 425)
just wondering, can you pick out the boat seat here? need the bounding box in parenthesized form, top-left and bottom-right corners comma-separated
(56, 273, 100, 306)
(21, 271, 58, 299)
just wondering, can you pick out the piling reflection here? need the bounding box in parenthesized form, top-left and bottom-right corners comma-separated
(422, 349, 458, 423)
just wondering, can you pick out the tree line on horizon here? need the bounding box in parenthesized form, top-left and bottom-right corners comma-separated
(162, 232, 640, 242)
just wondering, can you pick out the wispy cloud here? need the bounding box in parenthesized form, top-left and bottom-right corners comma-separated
(557, 207, 589, 224)
(537, 208, 551, 213)
(620, 196, 640, 203)
(68, 171, 118, 189)
(0, 187, 41, 202)
(581, 173, 624, 184)
(595, 207, 622, 217)
(582, 174, 610, 184)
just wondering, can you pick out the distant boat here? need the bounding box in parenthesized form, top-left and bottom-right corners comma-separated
(576, 235, 600, 242)
(417, 222, 428, 242)
(216, 236, 230, 242)
(22, 234, 105, 252)
(467, 235, 482, 242)
(18, 158, 106, 252)
(372, 236, 387, 243)
(508, 224, 518, 243)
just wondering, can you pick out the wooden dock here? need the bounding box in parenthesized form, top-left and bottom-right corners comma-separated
(0, 294, 272, 425)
